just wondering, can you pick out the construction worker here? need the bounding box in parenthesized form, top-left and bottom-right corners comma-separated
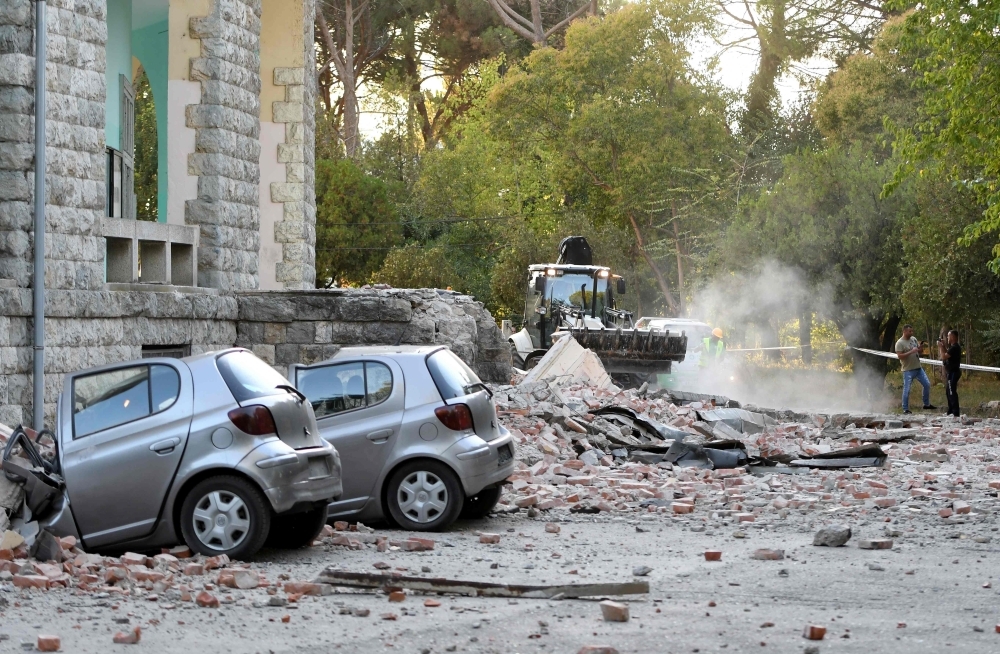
(699, 328, 726, 367)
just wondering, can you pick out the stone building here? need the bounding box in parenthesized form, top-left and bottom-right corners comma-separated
(0, 0, 510, 426)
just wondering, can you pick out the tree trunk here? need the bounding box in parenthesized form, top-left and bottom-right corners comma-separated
(341, 0, 360, 157)
(837, 312, 900, 405)
(626, 210, 677, 314)
(672, 205, 685, 314)
(799, 310, 812, 365)
(742, 0, 786, 134)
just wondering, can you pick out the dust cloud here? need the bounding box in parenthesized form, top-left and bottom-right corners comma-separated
(672, 261, 891, 414)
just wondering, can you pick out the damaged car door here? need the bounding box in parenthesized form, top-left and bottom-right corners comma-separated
(293, 360, 402, 517)
(59, 361, 193, 549)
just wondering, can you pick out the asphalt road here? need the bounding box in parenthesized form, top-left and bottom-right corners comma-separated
(2, 511, 998, 653)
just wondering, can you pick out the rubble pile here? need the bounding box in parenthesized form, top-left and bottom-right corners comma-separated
(491, 366, 1000, 530)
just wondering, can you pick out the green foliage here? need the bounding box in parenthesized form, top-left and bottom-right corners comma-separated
(483, 1, 733, 312)
(888, 0, 1000, 270)
(315, 159, 400, 287)
(375, 244, 456, 288)
(133, 69, 157, 221)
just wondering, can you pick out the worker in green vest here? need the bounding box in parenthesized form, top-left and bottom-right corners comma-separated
(699, 328, 726, 367)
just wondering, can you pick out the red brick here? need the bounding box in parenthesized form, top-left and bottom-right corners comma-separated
(873, 498, 896, 508)
(36, 635, 60, 652)
(120, 552, 148, 567)
(58, 536, 77, 551)
(704, 550, 722, 562)
(514, 494, 539, 508)
(938, 508, 953, 518)
(167, 546, 192, 559)
(479, 533, 501, 544)
(203, 555, 229, 570)
(803, 625, 826, 640)
(281, 615, 291, 623)
(424, 599, 441, 607)
(671, 502, 694, 514)
(12, 574, 49, 590)
(195, 591, 219, 608)
(402, 537, 435, 552)
(112, 627, 141, 645)
(953, 500, 971, 514)
(183, 563, 204, 576)
(599, 600, 630, 622)
(545, 523, 561, 534)
(388, 591, 406, 602)
(284, 582, 324, 596)
(736, 513, 755, 523)
(334, 521, 350, 531)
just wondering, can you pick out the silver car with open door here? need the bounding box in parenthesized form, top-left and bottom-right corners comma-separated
(291, 346, 515, 531)
(28, 349, 342, 560)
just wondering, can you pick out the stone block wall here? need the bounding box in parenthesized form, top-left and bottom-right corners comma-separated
(0, 286, 237, 427)
(235, 289, 514, 383)
(0, 0, 107, 292)
(0, 286, 512, 427)
(186, 0, 263, 291)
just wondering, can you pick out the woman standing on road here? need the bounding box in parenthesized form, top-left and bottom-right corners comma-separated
(939, 330, 962, 417)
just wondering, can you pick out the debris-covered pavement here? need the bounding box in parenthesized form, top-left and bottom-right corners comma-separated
(3, 340, 1000, 652)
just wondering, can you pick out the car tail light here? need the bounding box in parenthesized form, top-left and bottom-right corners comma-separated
(435, 404, 474, 431)
(228, 405, 277, 435)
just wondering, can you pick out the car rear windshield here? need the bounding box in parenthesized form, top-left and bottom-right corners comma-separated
(426, 350, 483, 401)
(216, 351, 290, 403)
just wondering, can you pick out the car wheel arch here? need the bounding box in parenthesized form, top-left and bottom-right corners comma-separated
(171, 467, 270, 538)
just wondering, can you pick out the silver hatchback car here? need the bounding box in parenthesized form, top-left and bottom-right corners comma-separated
(290, 346, 515, 531)
(23, 349, 342, 560)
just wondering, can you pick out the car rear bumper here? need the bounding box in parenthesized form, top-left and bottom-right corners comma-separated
(242, 442, 343, 514)
(446, 427, 516, 496)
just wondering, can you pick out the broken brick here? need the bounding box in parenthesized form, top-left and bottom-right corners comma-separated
(112, 627, 141, 645)
(803, 625, 826, 640)
(36, 635, 60, 652)
(704, 551, 722, 562)
(858, 539, 893, 550)
(599, 600, 630, 622)
(479, 533, 501, 544)
(750, 549, 785, 561)
(195, 591, 220, 608)
(388, 591, 406, 602)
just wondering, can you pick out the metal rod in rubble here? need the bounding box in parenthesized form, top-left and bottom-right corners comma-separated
(33, 0, 47, 431)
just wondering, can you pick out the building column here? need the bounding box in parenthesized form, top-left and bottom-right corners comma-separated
(183, 0, 262, 291)
(259, 0, 316, 290)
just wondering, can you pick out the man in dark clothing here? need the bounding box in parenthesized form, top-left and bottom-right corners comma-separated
(939, 330, 962, 417)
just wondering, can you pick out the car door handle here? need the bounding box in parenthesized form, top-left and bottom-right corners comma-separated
(150, 437, 181, 454)
(366, 429, 393, 443)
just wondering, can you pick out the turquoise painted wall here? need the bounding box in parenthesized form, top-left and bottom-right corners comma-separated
(131, 20, 169, 223)
(105, 0, 133, 150)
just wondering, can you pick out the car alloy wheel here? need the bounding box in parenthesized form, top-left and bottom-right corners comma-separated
(397, 470, 450, 524)
(180, 475, 271, 559)
(192, 490, 251, 551)
(386, 460, 463, 532)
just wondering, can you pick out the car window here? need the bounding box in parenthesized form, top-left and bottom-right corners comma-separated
(72, 364, 180, 438)
(297, 361, 393, 419)
(150, 364, 180, 411)
(366, 362, 392, 405)
(426, 350, 481, 401)
(216, 350, 289, 403)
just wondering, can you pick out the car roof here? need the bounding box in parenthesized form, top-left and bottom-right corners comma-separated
(330, 345, 447, 359)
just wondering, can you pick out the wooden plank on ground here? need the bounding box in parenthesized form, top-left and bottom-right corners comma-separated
(314, 569, 649, 599)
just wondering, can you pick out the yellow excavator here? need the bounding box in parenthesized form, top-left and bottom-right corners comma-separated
(505, 236, 688, 386)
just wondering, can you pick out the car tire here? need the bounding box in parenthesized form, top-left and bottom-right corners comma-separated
(180, 475, 271, 560)
(523, 353, 544, 370)
(460, 484, 503, 520)
(266, 506, 328, 549)
(385, 460, 463, 532)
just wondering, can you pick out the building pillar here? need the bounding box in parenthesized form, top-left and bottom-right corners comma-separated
(259, 0, 316, 290)
(183, 0, 263, 291)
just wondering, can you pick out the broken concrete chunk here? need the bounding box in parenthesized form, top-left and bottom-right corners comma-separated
(0, 475, 23, 514)
(813, 524, 852, 547)
(750, 549, 785, 561)
(632, 565, 652, 577)
(0, 530, 25, 551)
(28, 530, 63, 563)
(599, 600, 630, 622)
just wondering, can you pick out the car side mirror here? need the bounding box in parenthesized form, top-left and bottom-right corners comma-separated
(534, 276, 546, 294)
(616, 278, 626, 294)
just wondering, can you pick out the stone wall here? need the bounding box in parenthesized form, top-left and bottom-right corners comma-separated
(236, 289, 513, 382)
(186, 0, 262, 290)
(0, 286, 512, 428)
(0, 285, 237, 427)
(0, 0, 107, 292)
